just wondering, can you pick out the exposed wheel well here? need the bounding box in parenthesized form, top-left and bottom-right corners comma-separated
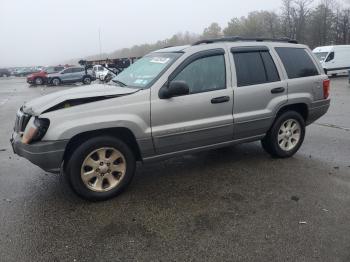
(276, 103, 308, 121)
(63, 127, 142, 165)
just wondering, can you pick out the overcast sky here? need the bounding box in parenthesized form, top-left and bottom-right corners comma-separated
(0, 0, 330, 67)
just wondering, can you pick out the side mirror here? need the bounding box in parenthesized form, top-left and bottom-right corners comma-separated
(159, 80, 190, 99)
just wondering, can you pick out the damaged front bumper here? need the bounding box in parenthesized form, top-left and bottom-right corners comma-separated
(10, 132, 68, 174)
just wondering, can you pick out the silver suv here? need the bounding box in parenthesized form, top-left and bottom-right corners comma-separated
(10, 37, 330, 201)
(47, 66, 94, 86)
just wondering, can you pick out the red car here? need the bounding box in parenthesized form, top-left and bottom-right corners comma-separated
(27, 66, 65, 85)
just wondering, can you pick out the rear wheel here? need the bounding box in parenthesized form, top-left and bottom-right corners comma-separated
(261, 111, 305, 158)
(65, 136, 136, 201)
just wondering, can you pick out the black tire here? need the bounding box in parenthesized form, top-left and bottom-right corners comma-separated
(261, 111, 305, 158)
(65, 136, 136, 201)
(82, 76, 92, 85)
(52, 78, 61, 86)
(34, 77, 44, 85)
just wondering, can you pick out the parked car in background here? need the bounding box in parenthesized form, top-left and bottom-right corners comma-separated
(0, 68, 11, 77)
(27, 66, 65, 85)
(14, 67, 40, 77)
(47, 66, 95, 86)
(313, 45, 350, 76)
(11, 37, 330, 201)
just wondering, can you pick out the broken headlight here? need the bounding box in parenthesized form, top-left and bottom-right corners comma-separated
(22, 118, 50, 144)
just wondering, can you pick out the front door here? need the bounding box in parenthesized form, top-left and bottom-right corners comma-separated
(151, 49, 234, 154)
(61, 68, 75, 82)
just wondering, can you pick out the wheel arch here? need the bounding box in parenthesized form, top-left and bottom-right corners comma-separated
(63, 127, 142, 167)
(51, 77, 61, 84)
(276, 103, 309, 122)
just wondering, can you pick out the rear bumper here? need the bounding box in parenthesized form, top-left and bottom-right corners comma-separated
(10, 132, 68, 174)
(306, 99, 330, 125)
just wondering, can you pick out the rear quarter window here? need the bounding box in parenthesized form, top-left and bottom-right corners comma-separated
(275, 47, 319, 79)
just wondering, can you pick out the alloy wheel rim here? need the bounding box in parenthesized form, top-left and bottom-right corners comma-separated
(277, 119, 301, 151)
(80, 147, 126, 192)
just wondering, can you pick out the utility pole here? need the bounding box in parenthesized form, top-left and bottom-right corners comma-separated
(98, 27, 102, 60)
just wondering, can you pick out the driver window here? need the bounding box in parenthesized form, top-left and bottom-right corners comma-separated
(173, 55, 226, 94)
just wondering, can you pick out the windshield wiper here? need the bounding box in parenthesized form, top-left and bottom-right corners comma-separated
(112, 79, 127, 87)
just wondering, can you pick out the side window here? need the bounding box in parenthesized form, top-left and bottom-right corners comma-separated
(325, 52, 334, 62)
(261, 52, 280, 82)
(233, 51, 280, 87)
(275, 47, 319, 78)
(71, 68, 83, 73)
(63, 68, 73, 73)
(173, 55, 226, 94)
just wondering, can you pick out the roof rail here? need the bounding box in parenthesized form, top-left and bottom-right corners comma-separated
(192, 36, 298, 45)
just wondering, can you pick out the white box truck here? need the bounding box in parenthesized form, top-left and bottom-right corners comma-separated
(313, 45, 350, 76)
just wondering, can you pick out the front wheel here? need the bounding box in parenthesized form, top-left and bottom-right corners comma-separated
(34, 77, 44, 85)
(52, 78, 61, 86)
(65, 136, 136, 201)
(261, 111, 305, 158)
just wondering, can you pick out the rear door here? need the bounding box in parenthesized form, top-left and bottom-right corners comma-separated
(69, 67, 84, 81)
(75, 67, 85, 80)
(230, 46, 288, 139)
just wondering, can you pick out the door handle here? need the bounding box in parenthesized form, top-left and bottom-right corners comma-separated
(271, 87, 285, 94)
(211, 96, 230, 104)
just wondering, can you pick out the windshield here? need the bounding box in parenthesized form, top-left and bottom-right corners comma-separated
(313, 52, 329, 61)
(111, 52, 182, 88)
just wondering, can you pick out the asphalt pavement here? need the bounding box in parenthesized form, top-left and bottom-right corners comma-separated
(0, 77, 349, 262)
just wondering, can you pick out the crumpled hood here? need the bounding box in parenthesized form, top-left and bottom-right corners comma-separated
(22, 84, 139, 116)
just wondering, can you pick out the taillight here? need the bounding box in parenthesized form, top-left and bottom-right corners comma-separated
(323, 79, 330, 99)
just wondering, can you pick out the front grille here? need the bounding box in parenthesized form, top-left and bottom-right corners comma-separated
(14, 108, 31, 133)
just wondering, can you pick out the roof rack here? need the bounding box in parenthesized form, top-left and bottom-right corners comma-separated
(193, 36, 298, 45)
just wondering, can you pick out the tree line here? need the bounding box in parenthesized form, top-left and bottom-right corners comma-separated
(82, 0, 350, 61)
